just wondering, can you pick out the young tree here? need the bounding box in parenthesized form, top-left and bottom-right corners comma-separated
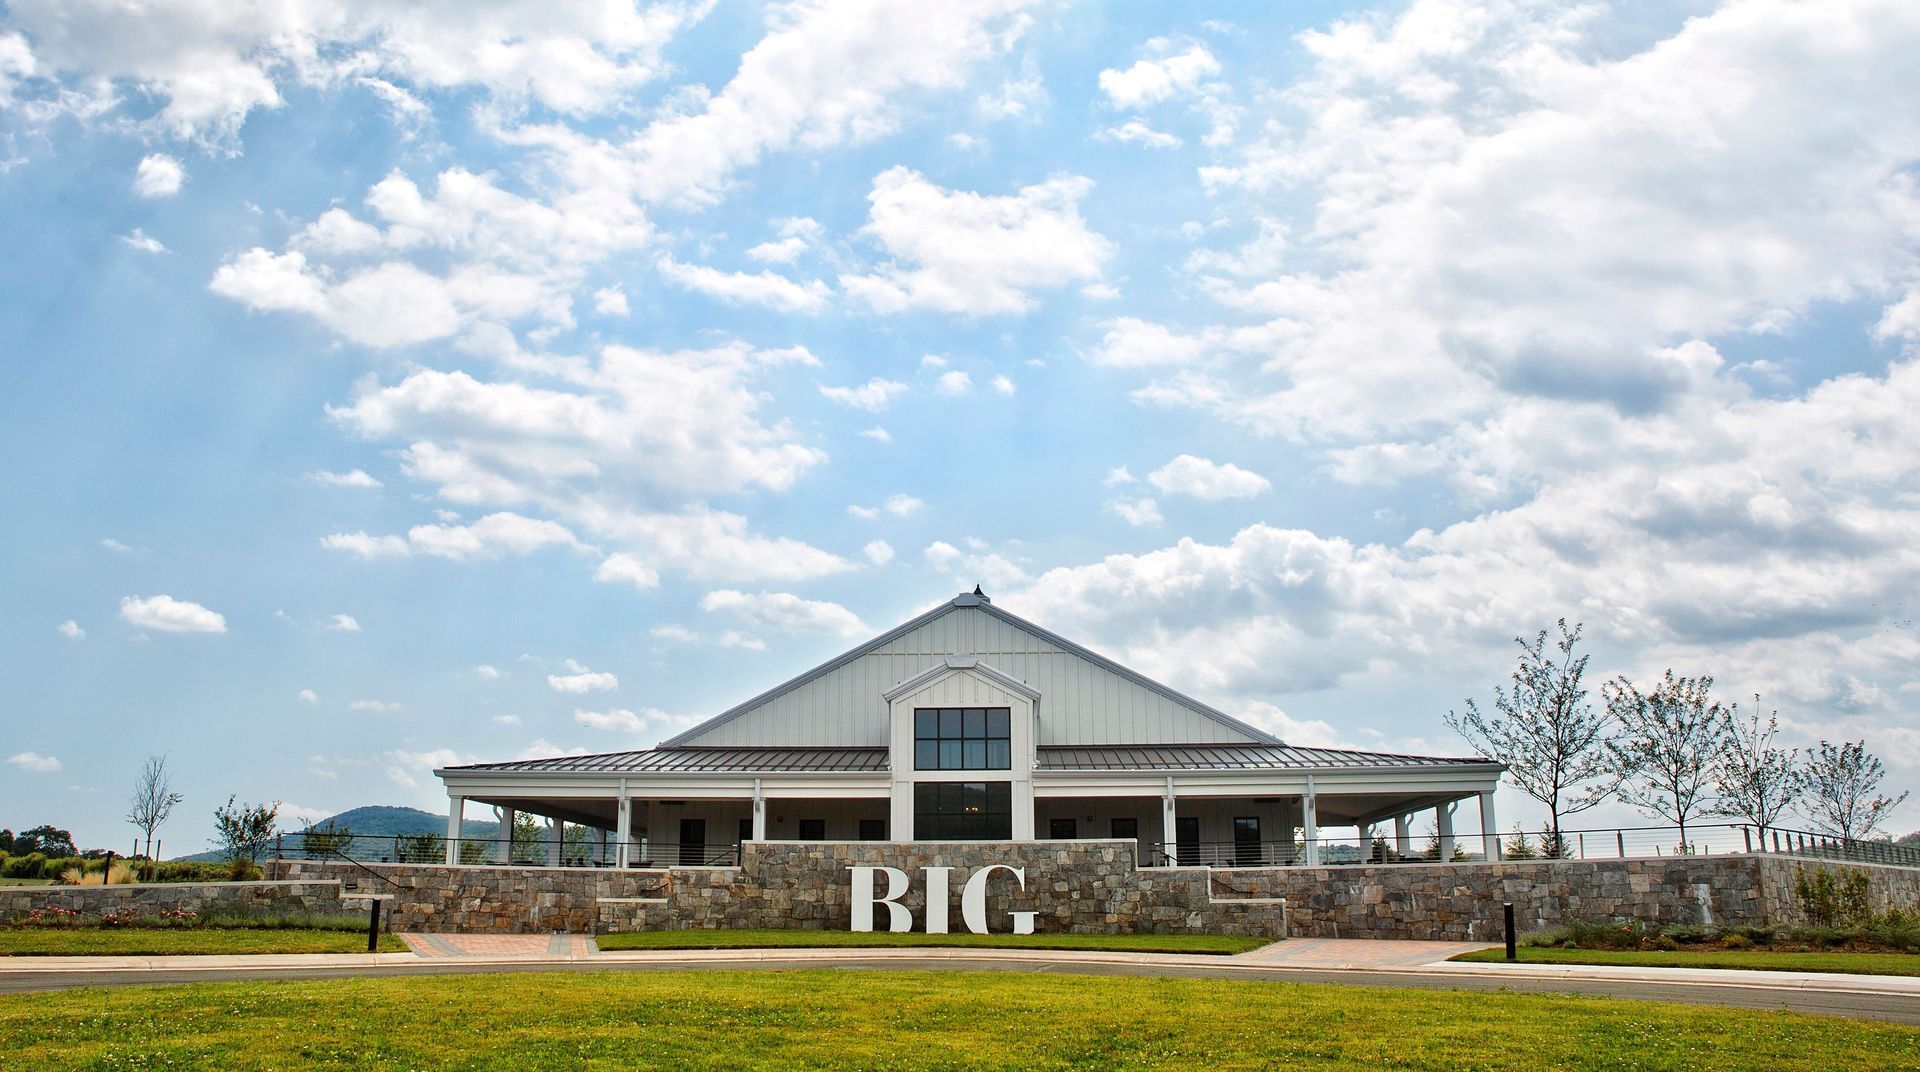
(1447, 620, 1618, 855)
(212, 797, 280, 865)
(300, 822, 355, 858)
(1604, 671, 1731, 854)
(126, 755, 183, 866)
(1800, 740, 1911, 843)
(1714, 696, 1800, 841)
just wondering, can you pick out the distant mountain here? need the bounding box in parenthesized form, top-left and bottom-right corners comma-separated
(175, 804, 501, 861)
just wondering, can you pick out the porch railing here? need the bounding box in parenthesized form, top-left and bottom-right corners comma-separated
(269, 832, 743, 868)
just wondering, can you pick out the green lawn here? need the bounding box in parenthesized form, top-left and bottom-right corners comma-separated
(0, 877, 54, 886)
(596, 929, 1268, 955)
(0, 929, 408, 956)
(2, 971, 1916, 1070)
(1455, 946, 1920, 976)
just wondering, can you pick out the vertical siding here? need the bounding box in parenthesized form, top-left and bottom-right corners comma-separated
(680, 607, 1262, 748)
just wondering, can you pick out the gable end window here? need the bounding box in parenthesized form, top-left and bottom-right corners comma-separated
(913, 707, 1011, 770)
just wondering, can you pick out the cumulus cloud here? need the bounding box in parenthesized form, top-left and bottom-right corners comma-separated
(324, 613, 361, 632)
(592, 285, 629, 316)
(700, 589, 870, 638)
(573, 707, 692, 733)
(56, 619, 83, 639)
(858, 426, 893, 444)
(657, 255, 831, 313)
(989, 374, 1015, 395)
(1094, 120, 1181, 149)
(548, 659, 617, 693)
(847, 494, 922, 520)
(924, 540, 1029, 589)
(119, 594, 227, 634)
(594, 552, 659, 590)
(119, 228, 167, 253)
(820, 378, 908, 412)
(475, 664, 501, 679)
(297, 689, 319, 704)
(1098, 42, 1220, 110)
(841, 167, 1112, 315)
(1147, 455, 1270, 500)
(323, 512, 586, 562)
(1108, 497, 1162, 527)
(8, 752, 61, 773)
(131, 153, 184, 198)
(864, 539, 895, 565)
(308, 468, 382, 488)
(937, 370, 974, 394)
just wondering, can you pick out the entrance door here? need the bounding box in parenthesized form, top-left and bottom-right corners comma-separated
(678, 819, 706, 865)
(1233, 816, 1261, 866)
(1175, 816, 1200, 866)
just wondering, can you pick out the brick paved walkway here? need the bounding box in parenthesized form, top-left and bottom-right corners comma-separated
(1235, 937, 1494, 968)
(401, 933, 594, 959)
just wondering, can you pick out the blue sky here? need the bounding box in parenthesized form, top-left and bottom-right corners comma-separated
(3, 0, 1918, 853)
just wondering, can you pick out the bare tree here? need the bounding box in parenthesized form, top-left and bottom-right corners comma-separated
(1604, 671, 1731, 853)
(1800, 740, 1910, 842)
(126, 755, 183, 868)
(1447, 620, 1619, 855)
(1713, 696, 1800, 841)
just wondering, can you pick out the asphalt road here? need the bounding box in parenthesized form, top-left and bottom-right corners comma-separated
(3, 954, 1917, 1025)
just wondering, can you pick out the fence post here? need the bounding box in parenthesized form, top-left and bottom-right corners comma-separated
(1617, 831, 1625, 858)
(1742, 827, 1751, 853)
(366, 897, 382, 954)
(1503, 902, 1517, 962)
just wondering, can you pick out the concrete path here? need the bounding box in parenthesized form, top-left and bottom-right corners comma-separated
(3, 939, 1918, 1025)
(401, 933, 592, 959)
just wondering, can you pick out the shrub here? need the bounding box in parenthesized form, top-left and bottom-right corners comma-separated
(1653, 934, 1680, 951)
(226, 858, 263, 882)
(395, 833, 443, 864)
(1728, 924, 1777, 944)
(2, 853, 48, 879)
(1721, 933, 1754, 950)
(1794, 865, 1875, 928)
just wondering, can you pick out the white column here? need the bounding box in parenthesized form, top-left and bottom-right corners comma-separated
(637, 801, 653, 862)
(445, 795, 464, 865)
(1160, 776, 1177, 865)
(1302, 776, 1320, 867)
(1437, 801, 1455, 861)
(752, 778, 766, 841)
(615, 784, 631, 869)
(496, 806, 516, 864)
(547, 816, 564, 867)
(1359, 822, 1374, 862)
(1393, 814, 1412, 857)
(1480, 791, 1500, 862)
(595, 826, 608, 866)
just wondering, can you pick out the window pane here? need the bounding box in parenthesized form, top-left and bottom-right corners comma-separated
(987, 708, 1010, 737)
(939, 708, 962, 736)
(1112, 818, 1138, 840)
(963, 708, 986, 737)
(939, 741, 962, 769)
(963, 740, 986, 769)
(987, 740, 1010, 769)
(915, 709, 937, 738)
(915, 741, 939, 770)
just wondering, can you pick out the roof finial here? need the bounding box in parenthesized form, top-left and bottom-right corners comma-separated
(973, 584, 985, 597)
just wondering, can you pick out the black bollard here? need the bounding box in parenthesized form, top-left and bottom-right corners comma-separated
(1503, 901, 1517, 962)
(367, 898, 383, 954)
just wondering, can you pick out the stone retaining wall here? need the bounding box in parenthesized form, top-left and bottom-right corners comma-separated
(1, 879, 352, 921)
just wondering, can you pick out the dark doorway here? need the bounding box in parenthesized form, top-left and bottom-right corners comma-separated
(1049, 817, 1077, 840)
(858, 819, 887, 841)
(798, 818, 826, 840)
(678, 819, 706, 866)
(1175, 816, 1200, 866)
(1233, 816, 1262, 866)
(738, 818, 753, 844)
(1110, 817, 1138, 841)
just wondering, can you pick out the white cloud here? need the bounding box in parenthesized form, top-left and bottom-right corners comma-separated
(131, 154, 184, 198)
(319, 532, 411, 558)
(491, 713, 520, 725)
(841, 167, 1112, 315)
(297, 689, 320, 704)
(1108, 497, 1163, 527)
(746, 219, 819, 264)
(592, 285, 629, 316)
(1094, 120, 1181, 149)
(572, 706, 690, 733)
(936, 370, 974, 394)
(119, 594, 227, 634)
(8, 752, 62, 773)
(308, 468, 382, 488)
(924, 540, 1029, 589)
(475, 664, 501, 679)
(1104, 466, 1136, 486)
(119, 228, 167, 253)
(863, 539, 895, 566)
(920, 354, 949, 369)
(277, 803, 333, 827)
(719, 630, 766, 650)
(548, 660, 617, 693)
(650, 624, 699, 642)
(350, 699, 400, 712)
(324, 512, 586, 562)
(100, 538, 137, 554)
(1097, 43, 1219, 109)
(700, 589, 870, 638)
(324, 613, 361, 632)
(1148, 455, 1271, 501)
(1087, 318, 1212, 368)
(820, 378, 909, 412)
(989, 374, 1015, 395)
(848, 493, 923, 520)
(858, 426, 893, 444)
(594, 552, 659, 590)
(657, 255, 831, 314)
(56, 619, 83, 639)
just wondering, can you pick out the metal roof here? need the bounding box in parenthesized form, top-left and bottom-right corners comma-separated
(1035, 744, 1499, 771)
(444, 746, 889, 774)
(657, 593, 1281, 748)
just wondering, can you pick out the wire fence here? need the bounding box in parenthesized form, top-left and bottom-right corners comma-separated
(269, 832, 742, 869)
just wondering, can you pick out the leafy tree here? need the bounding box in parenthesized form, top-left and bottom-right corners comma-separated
(1799, 740, 1910, 843)
(511, 813, 544, 862)
(212, 797, 279, 865)
(1604, 671, 1730, 854)
(1714, 696, 1800, 841)
(300, 822, 355, 858)
(395, 833, 444, 863)
(1447, 620, 1619, 855)
(8, 826, 78, 857)
(127, 755, 183, 869)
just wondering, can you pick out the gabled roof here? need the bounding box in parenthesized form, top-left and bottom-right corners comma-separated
(1036, 744, 1500, 772)
(657, 592, 1280, 748)
(445, 746, 888, 774)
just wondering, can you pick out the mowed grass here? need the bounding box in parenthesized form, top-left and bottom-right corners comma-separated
(0, 929, 408, 956)
(3, 971, 1917, 1070)
(0, 877, 54, 886)
(1456, 945, 1920, 977)
(596, 929, 1267, 955)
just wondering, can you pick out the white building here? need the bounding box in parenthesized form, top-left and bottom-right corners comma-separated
(437, 591, 1504, 868)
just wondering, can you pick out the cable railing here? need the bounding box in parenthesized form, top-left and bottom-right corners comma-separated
(269, 831, 744, 869)
(1146, 823, 1920, 870)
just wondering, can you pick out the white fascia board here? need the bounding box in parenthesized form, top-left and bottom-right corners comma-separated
(438, 771, 888, 799)
(882, 657, 1040, 703)
(1032, 768, 1499, 798)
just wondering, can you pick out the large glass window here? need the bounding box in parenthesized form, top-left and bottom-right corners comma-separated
(913, 781, 1012, 840)
(913, 707, 1011, 770)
